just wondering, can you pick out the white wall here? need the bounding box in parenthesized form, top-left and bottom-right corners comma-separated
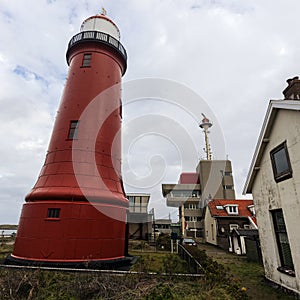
(252, 109, 300, 294)
(204, 207, 217, 245)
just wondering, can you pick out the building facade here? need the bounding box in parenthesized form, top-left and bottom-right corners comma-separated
(162, 173, 201, 237)
(127, 193, 152, 240)
(244, 77, 300, 296)
(154, 219, 172, 235)
(162, 160, 236, 237)
(197, 160, 236, 204)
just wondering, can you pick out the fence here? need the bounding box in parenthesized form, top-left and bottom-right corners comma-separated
(178, 244, 205, 274)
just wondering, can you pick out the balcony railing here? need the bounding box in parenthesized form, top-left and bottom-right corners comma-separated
(67, 30, 127, 62)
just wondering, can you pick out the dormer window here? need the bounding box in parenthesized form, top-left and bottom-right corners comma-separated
(224, 204, 238, 215)
(248, 204, 256, 216)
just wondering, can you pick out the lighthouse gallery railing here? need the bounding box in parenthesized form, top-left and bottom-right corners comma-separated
(68, 31, 127, 61)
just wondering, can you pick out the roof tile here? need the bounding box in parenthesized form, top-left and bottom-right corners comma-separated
(208, 199, 255, 222)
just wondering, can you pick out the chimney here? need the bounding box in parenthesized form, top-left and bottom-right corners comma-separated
(282, 76, 300, 100)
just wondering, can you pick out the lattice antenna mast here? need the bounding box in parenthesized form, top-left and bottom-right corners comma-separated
(199, 113, 213, 160)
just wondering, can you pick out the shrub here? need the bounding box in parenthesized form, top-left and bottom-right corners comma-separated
(161, 254, 188, 274)
(145, 283, 175, 300)
(156, 233, 171, 251)
(182, 245, 248, 300)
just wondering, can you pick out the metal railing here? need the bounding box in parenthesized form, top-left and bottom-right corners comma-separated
(67, 30, 127, 62)
(178, 244, 205, 274)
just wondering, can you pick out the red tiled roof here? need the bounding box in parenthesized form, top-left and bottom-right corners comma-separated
(249, 216, 257, 226)
(208, 199, 256, 223)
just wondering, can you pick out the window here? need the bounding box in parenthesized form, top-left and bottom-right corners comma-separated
(68, 120, 79, 140)
(82, 53, 92, 67)
(171, 190, 200, 198)
(47, 208, 60, 218)
(184, 203, 200, 210)
(224, 185, 233, 190)
(247, 205, 255, 216)
(128, 196, 134, 207)
(229, 224, 239, 232)
(229, 206, 237, 214)
(270, 141, 292, 183)
(225, 205, 238, 215)
(224, 171, 232, 176)
(271, 209, 294, 273)
(185, 216, 198, 222)
(128, 196, 147, 213)
(184, 216, 197, 222)
(119, 98, 122, 119)
(192, 190, 199, 197)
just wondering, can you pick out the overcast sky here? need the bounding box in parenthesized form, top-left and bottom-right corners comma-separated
(1, 0, 300, 224)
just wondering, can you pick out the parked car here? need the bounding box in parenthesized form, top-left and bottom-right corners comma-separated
(181, 238, 197, 246)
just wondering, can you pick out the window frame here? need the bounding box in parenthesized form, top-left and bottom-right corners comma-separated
(270, 141, 293, 183)
(47, 208, 61, 219)
(223, 185, 233, 190)
(271, 209, 295, 275)
(81, 53, 92, 67)
(67, 120, 79, 140)
(224, 205, 239, 215)
(229, 224, 239, 232)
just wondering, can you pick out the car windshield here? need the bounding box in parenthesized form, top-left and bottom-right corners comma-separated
(183, 239, 195, 243)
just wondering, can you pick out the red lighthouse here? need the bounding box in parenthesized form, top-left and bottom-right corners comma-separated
(7, 12, 130, 268)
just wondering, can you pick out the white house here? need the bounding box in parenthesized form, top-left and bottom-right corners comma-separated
(244, 77, 300, 296)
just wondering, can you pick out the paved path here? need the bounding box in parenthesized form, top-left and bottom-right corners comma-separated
(197, 242, 247, 263)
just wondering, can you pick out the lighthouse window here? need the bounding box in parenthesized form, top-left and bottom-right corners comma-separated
(68, 120, 79, 140)
(47, 208, 60, 218)
(82, 53, 92, 67)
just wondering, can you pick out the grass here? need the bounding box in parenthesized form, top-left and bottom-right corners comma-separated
(198, 243, 295, 300)
(0, 224, 18, 230)
(0, 246, 248, 299)
(0, 241, 296, 299)
(0, 242, 13, 260)
(130, 251, 170, 273)
(224, 260, 294, 300)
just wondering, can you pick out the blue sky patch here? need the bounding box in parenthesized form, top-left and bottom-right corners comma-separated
(13, 65, 49, 86)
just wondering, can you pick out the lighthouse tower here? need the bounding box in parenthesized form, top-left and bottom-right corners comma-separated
(7, 12, 129, 268)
